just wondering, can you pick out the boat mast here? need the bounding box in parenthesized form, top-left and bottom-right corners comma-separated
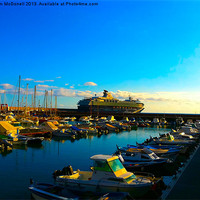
(45, 90, 48, 115)
(0, 94, 1, 113)
(50, 89, 53, 116)
(4, 90, 6, 105)
(34, 85, 37, 111)
(25, 84, 28, 115)
(90, 98, 93, 117)
(55, 96, 57, 116)
(17, 75, 21, 114)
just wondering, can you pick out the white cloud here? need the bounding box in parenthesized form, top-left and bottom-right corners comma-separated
(70, 86, 74, 89)
(45, 80, 54, 82)
(84, 82, 97, 86)
(65, 83, 69, 86)
(22, 78, 34, 81)
(76, 91, 93, 97)
(54, 88, 76, 97)
(56, 76, 62, 79)
(37, 84, 58, 88)
(0, 89, 5, 94)
(0, 83, 14, 89)
(34, 80, 45, 83)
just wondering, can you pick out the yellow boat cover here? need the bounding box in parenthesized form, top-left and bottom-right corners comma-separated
(46, 122, 58, 131)
(0, 121, 17, 135)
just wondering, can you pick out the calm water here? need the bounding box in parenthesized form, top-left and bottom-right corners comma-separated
(0, 127, 169, 199)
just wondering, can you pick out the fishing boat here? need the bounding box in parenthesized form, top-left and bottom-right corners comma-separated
(55, 155, 154, 198)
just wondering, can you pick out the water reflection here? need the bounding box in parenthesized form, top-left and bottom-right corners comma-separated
(0, 127, 170, 199)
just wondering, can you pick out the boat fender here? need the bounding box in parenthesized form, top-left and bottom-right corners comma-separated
(118, 153, 124, 163)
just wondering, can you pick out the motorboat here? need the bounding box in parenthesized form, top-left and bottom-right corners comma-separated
(115, 147, 173, 176)
(119, 144, 181, 156)
(144, 135, 195, 146)
(70, 126, 87, 137)
(20, 127, 50, 137)
(177, 126, 200, 135)
(115, 148, 171, 169)
(159, 131, 196, 140)
(55, 155, 154, 198)
(52, 129, 76, 139)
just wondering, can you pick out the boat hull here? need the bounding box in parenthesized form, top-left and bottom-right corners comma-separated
(56, 178, 152, 198)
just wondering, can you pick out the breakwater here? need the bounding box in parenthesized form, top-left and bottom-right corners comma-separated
(44, 109, 200, 121)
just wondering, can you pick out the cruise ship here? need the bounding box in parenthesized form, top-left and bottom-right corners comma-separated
(77, 90, 144, 114)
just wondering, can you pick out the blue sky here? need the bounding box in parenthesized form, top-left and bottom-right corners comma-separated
(1, 0, 200, 113)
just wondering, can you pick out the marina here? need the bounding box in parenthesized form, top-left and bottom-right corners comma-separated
(1, 84, 200, 199)
(0, 122, 169, 199)
(1, 114, 200, 199)
(1, 1, 200, 199)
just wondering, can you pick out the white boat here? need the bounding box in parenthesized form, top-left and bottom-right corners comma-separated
(178, 126, 200, 135)
(147, 134, 195, 146)
(115, 148, 171, 166)
(56, 155, 153, 198)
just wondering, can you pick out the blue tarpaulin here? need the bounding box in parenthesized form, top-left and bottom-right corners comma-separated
(71, 126, 81, 131)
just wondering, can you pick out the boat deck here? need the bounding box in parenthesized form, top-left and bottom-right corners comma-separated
(164, 144, 200, 199)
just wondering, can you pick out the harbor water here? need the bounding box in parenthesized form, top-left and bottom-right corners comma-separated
(0, 126, 170, 199)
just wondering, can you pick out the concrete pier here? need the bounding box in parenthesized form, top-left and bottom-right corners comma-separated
(163, 144, 200, 199)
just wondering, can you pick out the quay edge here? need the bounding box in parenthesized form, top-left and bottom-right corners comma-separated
(35, 109, 200, 121)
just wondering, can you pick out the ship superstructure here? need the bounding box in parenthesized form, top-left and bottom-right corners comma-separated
(77, 90, 144, 114)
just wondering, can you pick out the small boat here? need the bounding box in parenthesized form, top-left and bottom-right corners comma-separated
(70, 126, 87, 137)
(178, 126, 200, 135)
(52, 129, 76, 139)
(20, 127, 50, 137)
(0, 139, 13, 151)
(55, 154, 155, 198)
(161, 130, 196, 140)
(29, 180, 79, 200)
(118, 144, 180, 157)
(145, 135, 195, 146)
(6, 133, 28, 145)
(115, 147, 172, 171)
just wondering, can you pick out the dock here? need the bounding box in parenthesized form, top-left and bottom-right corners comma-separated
(162, 143, 200, 199)
(44, 109, 200, 121)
